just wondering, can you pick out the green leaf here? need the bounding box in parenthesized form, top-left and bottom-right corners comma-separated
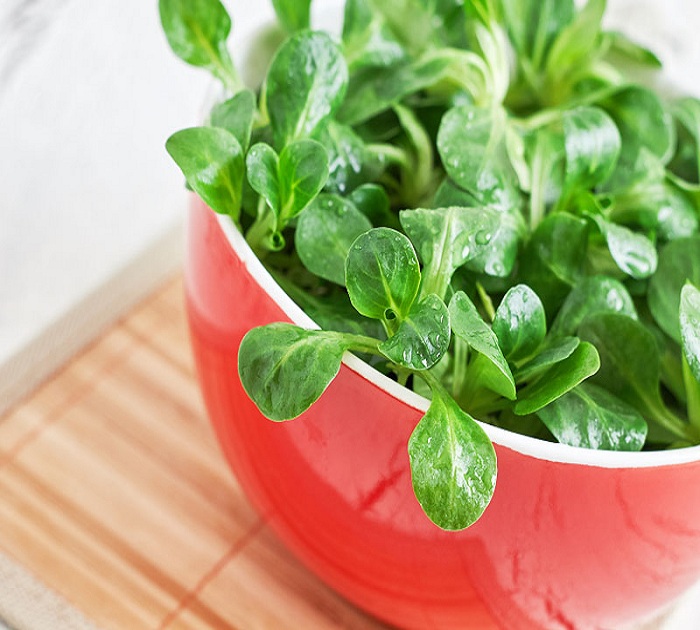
(437, 105, 510, 200)
(514, 342, 600, 415)
(578, 313, 687, 441)
(551, 275, 637, 337)
(277, 139, 330, 222)
(296, 194, 372, 286)
(603, 31, 662, 68)
(562, 106, 620, 189)
(492, 285, 547, 362)
(346, 227, 421, 323)
(342, 0, 406, 70)
(408, 381, 496, 530)
(449, 292, 515, 400)
(520, 212, 589, 314)
(246, 143, 281, 215)
(399, 206, 501, 298)
(166, 126, 244, 221)
(159, 0, 240, 92)
(238, 324, 348, 420)
(536, 382, 647, 450)
(588, 215, 657, 279)
(312, 120, 370, 195)
(379, 294, 450, 370)
(348, 183, 390, 226)
(544, 0, 605, 83)
(266, 31, 348, 147)
(515, 336, 580, 382)
(648, 236, 700, 342)
(603, 86, 676, 165)
(210, 89, 256, 151)
(680, 283, 700, 383)
(271, 0, 312, 33)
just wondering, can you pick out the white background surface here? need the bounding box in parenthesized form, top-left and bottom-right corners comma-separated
(1, 0, 700, 627)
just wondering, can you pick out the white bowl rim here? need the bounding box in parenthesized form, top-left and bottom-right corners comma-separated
(215, 213, 700, 469)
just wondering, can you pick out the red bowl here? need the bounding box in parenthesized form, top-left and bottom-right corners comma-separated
(185, 198, 700, 629)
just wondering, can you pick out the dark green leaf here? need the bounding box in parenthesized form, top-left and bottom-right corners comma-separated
(266, 31, 348, 147)
(603, 86, 676, 165)
(408, 383, 496, 530)
(296, 194, 372, 285)
(562, 106, 620, 189)
(521, 212, 589, 314)
(648, 236, 700, 342)
(492, 284, 547, 362)
(238, 324, 348, 420)
(680, 283, 700, 383)
(159, 0, 240, 91)
(449, 292, 515, 400)
(589, 215, 657, 279)
(346, 227, 421, 322)
(312, 120, 369, 195)
(348, 184, 390, 226)
(578, 313, 683, 441)
(210, 89, 256, 151)
(379, 294, 450, 370)
(166, 126, 244, 220)
(514, 342, 600, 415)
(551, 275, 637, 337)
(271, 0, 311, 33)
(536, 382, 647, 450)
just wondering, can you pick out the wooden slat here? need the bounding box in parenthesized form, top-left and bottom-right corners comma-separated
(0, 276, 388, 630)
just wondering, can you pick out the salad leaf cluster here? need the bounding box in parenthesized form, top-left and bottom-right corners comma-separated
(160, 0, 700, 530)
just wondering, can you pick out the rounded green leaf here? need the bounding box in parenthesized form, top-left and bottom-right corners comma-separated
(680, 283, 700, 383)
(296, 194, 372, 286)
(492, 285, 546, 362)
(551, 275, 637, 337)
(408, 387, 497, 530)
(348, 183, 390, 225)
(238, 324, 348, 421)
(379, 295, 450, 370)
(166, 126, 244, 220)
(278, 139, 330, 222)
(536, 383, 647, 451)
(562, 105, 620, 189)
(346, 228, 421, 322)
(159, 0, 239, 90)
(210, 89, 256, 151)
(648, 236, 700, 342)
(266, 31, 349, 147)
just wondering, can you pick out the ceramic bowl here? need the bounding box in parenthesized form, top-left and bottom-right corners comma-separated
(185, 197, 700, 630)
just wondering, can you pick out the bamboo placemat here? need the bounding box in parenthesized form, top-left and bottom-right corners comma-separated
(0, 276, 388, 630)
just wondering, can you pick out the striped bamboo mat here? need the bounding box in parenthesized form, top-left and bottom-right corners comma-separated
(0, 276, 387, 630)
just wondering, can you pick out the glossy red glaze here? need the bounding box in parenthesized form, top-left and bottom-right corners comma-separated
(185, 199, 700, 630)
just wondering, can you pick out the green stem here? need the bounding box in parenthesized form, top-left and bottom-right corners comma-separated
(647, 400, 698, 443)
(476, 282, 495, 321)
(246, 197, 277, 258)
(452, 336, 469, 400)
(683, 357, 700, 437)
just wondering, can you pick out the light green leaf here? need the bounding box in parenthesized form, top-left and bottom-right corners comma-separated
(271, 0, 312, 33)
(680, 283, 700, 383)
(408, 382, 497, 530)
(210, 89, 256, 151)
(589, 215, 657, 279)
(238, 324, 348, 420)
(266, 31, 348, 147)
(296, 194, 372, 286)
(166, 126, 244, 221)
